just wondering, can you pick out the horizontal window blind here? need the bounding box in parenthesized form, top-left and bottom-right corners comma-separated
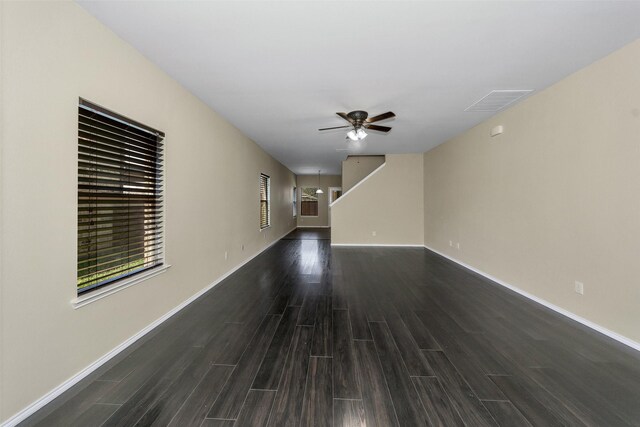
(293, 187, 297, 217)
(260, 173, 270, 229)
(301, 187, 319, 216)
(78, 99, 165, 294)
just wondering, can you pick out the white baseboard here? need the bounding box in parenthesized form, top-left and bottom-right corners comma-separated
(296, 225, 331, 228)
(423, 245, 640, 353)
(331, 243, 424, 247)
(1, 228, 295, 427)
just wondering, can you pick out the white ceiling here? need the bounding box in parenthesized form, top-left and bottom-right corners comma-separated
(78, 1, 640, 175)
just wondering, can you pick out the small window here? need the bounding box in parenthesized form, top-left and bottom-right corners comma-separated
(301, 187, 319, 216)
(77, 99, 164, 295)
(293, 186, 297, 217)
(260, 173, 271, 229)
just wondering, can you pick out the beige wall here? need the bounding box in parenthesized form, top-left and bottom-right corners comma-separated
(0, 2, 296, 422)
(424, 40, 640, 344)
(332, 154, 424, 245)
(296, 175, 341, 227)
(342, 155, 385, 192)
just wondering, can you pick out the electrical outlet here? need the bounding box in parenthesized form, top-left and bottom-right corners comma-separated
(456, 242, 460, 250)
(449, 240, 453, 247)
(575, 281, 584, 295)
(372, 231, 377, 236)
(224, 251, 228, 260)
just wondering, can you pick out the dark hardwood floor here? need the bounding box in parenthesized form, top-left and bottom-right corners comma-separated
(282, 227, 330, 241)
(23, 230, 640, 426)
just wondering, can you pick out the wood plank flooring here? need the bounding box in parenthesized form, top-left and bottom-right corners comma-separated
(22, 229, 640, 426)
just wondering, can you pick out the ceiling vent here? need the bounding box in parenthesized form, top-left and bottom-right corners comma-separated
(465, 90, 533, 112)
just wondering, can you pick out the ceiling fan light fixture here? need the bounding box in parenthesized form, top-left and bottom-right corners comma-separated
(347, 128, 367, 141)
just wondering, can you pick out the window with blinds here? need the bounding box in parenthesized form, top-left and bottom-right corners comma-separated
(260, 173, 271, 229)
(78, 99, 165, 295)
(301, 187, 319, 216)
(293, 186, 297, 217)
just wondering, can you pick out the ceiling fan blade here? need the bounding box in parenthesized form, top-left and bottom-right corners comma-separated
(366, 111, 395, 123)
(337, 112, 355, 124)
(365, 124, 392, 132)
(318, 125, 351, 131)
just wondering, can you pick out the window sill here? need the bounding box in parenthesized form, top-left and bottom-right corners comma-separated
(71, 264, 171, 309)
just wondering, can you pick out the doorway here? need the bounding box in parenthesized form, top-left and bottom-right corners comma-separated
(327, 187, 342, 227)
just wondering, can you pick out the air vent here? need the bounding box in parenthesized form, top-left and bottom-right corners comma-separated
(465, 90, 533, 112)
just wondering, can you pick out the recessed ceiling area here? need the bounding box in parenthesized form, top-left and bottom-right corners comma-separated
(78, 1, 640, 174)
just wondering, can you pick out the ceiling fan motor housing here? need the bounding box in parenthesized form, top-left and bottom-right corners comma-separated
(347, 110, 369, 126)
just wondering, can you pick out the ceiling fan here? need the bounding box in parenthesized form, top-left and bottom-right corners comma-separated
(318, 110, 395, 141)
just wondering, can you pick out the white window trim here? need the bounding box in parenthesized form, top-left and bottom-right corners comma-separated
(71, 264, 171, 309)
(293, 186, 297, 218)
(260, 173, 271, 229)
(75, 100, 167, 306)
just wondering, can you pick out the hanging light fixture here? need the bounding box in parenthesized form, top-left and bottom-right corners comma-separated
(316, 169, 324, 194)
(347, 127, 367, 141)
